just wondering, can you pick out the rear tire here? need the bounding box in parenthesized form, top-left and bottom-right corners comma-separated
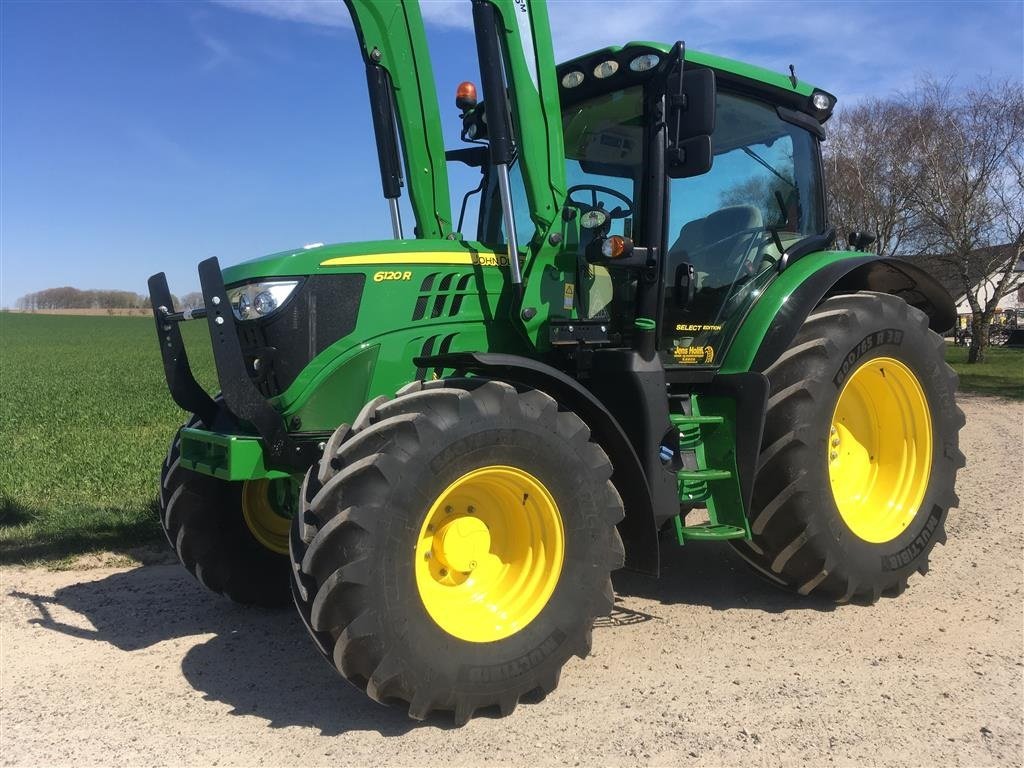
(731, 292, 966, 604)
(159, 415, 291, 607)
(289, 379, 625, 724)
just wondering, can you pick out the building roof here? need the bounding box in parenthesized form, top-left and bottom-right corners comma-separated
(903, 243, 1021, 300)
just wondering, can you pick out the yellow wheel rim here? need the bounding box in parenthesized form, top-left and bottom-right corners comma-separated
(241, 479, 290, 555)
(414, 466, 564, 643)
(828, 356, 933, 543)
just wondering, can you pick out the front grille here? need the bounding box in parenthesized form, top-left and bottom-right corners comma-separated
(235, 273, 365, 397)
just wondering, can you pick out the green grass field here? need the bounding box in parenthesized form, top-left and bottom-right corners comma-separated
(1, 314, 1021, 564)
(0, 313, 216, 563)
(945, 345, 1024, 400)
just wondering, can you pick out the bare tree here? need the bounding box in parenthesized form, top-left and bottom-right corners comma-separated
(823, 99, 921, 256)
(904, 77, 1024, 363)
(179, 291, 205, 309)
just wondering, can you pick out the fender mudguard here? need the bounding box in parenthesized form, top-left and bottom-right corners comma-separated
(416, 351, 660, 576)
(723, 252, 957, 374)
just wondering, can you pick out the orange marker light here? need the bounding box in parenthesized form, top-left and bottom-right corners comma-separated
(601, 235, 630, 259)
(456, 81, 478, 111)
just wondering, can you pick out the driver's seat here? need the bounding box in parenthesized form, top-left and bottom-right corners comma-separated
(668, 205, 763, 288)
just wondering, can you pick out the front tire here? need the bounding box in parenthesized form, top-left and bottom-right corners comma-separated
(159, 417, 292, 607)
(290, 379, 625, 724)
(732, 292, 966, 603)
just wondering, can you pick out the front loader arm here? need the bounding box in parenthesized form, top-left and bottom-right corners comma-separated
(345, 0, 453, 239)
(481, 0, 566, 238)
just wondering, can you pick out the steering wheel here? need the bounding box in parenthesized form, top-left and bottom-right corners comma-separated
(566, 184, 634, 220)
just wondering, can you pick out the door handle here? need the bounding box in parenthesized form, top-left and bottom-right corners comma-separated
(674, 262, 696, 308)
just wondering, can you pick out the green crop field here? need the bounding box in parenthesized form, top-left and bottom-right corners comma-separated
(1, 314, 1021, 565)
(0, 313, 216, 564)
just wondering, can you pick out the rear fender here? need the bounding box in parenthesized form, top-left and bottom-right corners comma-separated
(723, 252, 956, 374)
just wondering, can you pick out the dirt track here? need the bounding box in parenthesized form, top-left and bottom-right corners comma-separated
(2, 395, 1022, 767)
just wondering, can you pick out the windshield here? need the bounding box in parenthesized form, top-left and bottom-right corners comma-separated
(478, 86, 645, 240)
(561, 86, 645, 324)
(562, 85, 645, 233)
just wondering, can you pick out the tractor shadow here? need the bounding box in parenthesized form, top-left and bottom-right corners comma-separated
(11, 538, 833, 737)
(611, 534, 837, 614)
(9, 566, 453, 737)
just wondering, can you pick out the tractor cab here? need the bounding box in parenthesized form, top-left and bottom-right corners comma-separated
(461, 41, 836, 370)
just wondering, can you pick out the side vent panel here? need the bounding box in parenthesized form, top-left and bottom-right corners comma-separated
(410, 272, 475, 321)
(414, 332, 459, 380)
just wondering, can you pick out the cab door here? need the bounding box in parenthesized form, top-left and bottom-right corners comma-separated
(660, 90, 827, 368)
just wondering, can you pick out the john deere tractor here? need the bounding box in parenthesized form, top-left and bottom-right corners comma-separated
(149, 0, 965, 724)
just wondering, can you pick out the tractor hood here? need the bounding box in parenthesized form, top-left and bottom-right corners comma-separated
(221, 239, 513, 286)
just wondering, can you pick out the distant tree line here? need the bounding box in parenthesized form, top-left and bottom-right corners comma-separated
(16, 287, 155, 310)
(824, 75, 1024, 363)
(16, 288, 205, 311)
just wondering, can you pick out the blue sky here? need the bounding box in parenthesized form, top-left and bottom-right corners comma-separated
(1, 0, 1021, 307)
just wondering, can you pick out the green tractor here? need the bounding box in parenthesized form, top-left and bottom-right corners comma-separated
(149, 0, 964, 724)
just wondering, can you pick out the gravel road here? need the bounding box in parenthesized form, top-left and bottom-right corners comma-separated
(2, 395, 1021, 767)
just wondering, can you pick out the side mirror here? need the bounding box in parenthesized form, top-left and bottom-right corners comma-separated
(666, 67, 716, 179)
(669, 136, 712, 180)
(848, 231, 877, 252)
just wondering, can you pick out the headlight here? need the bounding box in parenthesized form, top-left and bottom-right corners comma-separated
(628, 54, 660, 73)
(580, 209, 609, 230)
(561, 70, 585, 89)
(226, 280, 300, 321)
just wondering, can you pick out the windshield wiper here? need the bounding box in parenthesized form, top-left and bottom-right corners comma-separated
(741, 146, 795, 188)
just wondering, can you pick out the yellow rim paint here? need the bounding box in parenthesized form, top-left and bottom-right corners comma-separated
(320, 251, 512, 268)
(414, 466, 564, 643)
(828, 356, 933, 543)
(241, 479, 291, 554)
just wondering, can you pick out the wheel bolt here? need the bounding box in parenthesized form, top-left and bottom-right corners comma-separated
(445, 505, 453, 514)
(830, 426, 836, 436)
(424, 552, 431, 560)
(830, 451, 838, 461)
(467, 505, 475, 514)
(831, 437, 840, 447)
(439, 568, 448, 577)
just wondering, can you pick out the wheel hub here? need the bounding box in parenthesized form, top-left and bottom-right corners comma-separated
(414, 465, 564, 643)
(431, 516, 491, 573)
(828, 356, 933, 543)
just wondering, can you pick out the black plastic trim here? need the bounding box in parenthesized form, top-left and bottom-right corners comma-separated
(778, 227, 837, 271)
(777, 105, 825, 139)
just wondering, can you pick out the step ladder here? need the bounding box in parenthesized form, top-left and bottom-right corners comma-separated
(669, 411, 749, 544)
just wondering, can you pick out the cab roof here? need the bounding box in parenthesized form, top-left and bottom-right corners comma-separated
(557, 42, 834, 121)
